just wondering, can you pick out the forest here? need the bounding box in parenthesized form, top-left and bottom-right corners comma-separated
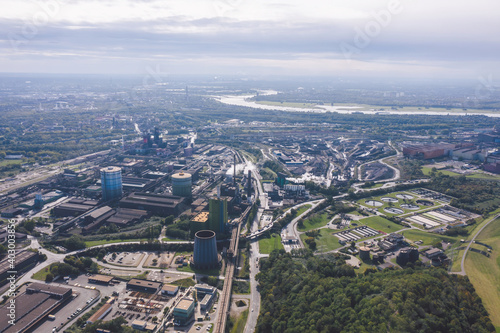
(256, 251, 494, 333)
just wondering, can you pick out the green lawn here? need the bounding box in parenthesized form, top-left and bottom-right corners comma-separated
(360, 216, 404, 234)
(32, 266, 51, 281)
(230, 309, 249, 333)
(362, 183, 384, 189)
(0, 159, 22, 166)
(258, 234, 284, 254)
(466, 173, 500, 180)
(401, 229, 459, 246)
(298, 212, 330, 232)
(295, 204, 312, 216)
(465, 220, 500, 329)
(85, 238, 148, 247)
(171, 277, 196, 288)
(161, 237, 186, 242)
(422, 166, 460, 177)
(302, 228, 343, 253)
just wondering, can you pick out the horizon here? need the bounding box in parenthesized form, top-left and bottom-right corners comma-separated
(1, 0, 500, 81)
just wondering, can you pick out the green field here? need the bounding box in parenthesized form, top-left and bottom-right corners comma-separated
(401, 229, 459, 246)
(301, 228, 344, 253)
(177, 265, 220, 276)
(295, 204, 312, 216)
(32, 266, 51, 281)
(230, 309, 249, 333)
(258, 234, 284, 254)
(171, 277, 196, 288)
(465, 219, 500, 328)
(85, 238, 148, 247)
(0, 159, 22, 166)
(362, 183, 384, 189)
(466, 173, 500, 180)
(360, 216, 405, 234)
(422, 167, 459, 176)
(298, 212, 330, 232)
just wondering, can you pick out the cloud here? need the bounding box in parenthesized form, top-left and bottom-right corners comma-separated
(0, 0, 499, 78)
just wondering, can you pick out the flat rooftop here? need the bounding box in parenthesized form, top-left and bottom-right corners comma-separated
(127, 278, 161, 290)
(175, 299, 194, 311)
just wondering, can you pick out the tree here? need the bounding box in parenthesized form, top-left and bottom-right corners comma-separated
(45, 273, 54, 282)
(64, 235, 86, 251)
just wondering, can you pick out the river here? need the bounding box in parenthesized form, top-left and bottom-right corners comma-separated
(215, 91, 500, 117)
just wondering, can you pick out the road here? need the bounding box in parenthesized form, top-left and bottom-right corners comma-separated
(284, 199, 325, 249)
(458, 213, 500, 275)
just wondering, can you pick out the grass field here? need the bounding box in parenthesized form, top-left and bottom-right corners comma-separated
(298, 212, 330, 232)
(85, 238, 148, 247)
(464, 219, 500, 328)
(466, 173, 500, 180)
(422, 166, 500, 181)
(302, 228, 343, 253)
(0, 159, 22, 166)
(421, 167, 459, 176)
(161, 237, 186, 242)
(401, 229, 459, 246)
(295, 204, 312, 216)
(230, 309, 249, 333)
(362, 183, 384, 189)
(360, 215, 405, 234)
(32, 266, 51, 281)
(171, 277, 196, 288)
(258, 234, 284, 254)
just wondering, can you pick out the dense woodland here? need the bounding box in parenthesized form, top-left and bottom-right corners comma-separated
(426, 173, 500, 214)
(256, 251, 494, 333)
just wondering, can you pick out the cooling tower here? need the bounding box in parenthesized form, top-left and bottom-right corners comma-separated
(193, 230, 219, 269)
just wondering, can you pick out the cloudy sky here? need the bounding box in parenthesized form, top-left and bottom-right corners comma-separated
(1, 0, 499, 79)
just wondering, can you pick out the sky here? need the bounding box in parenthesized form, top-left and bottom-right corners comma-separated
(1, 0, 499, 80)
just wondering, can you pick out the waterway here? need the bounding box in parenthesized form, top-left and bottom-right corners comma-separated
(215, 91, 500, 117)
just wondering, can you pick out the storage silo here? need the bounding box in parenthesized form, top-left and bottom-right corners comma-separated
(359, 246, 371, 261)
(101, 166, 123, 201)
(172, 172, 192, 197)
(193, 230, 219, 269)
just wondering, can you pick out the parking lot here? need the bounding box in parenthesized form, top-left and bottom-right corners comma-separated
(35, 281, 99, 333)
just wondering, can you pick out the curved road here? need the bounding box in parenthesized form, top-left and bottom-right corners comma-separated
(458, 213, 499, 275)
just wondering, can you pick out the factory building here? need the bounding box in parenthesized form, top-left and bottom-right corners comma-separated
(126, 278, 161, 293)
(402, 143, 455, 160)
(0, 250, 39, 288)
(101, 166, 123, 201)
(193, 230, 219, 270)
(171, 172, 192, 197)
(106, 208, 148, 227)
(88, 274, 114, 285)
(161, 284, 179, 296)
(52, 199, 98, 217)
(208, 196, 228, 233)
(0, 283, 72, 333)
(173, 299, 195, 325)
(120, 192, 185, 217)
(190, 211, 209, 235)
